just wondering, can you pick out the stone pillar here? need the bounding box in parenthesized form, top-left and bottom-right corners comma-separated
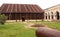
(44, 13, 46, 20)
(47, 13, 49, 21)
(53, 12, 56, 20)
(59, 13, 60, 20)
(50, 13, 52, 21)
(44, 12, 48, 21)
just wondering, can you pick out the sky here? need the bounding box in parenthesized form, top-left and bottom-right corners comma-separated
(0, 0, 60, 9)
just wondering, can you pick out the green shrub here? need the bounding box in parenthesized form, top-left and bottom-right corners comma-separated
(0, 14, 7, 25)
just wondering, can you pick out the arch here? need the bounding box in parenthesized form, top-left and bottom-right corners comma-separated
(45, 13, 47, 19)
(51, 12, 53, 14)
(56, 11, 59, 20)
(48, 12, 50, 19)
(51, 12, 53, 19)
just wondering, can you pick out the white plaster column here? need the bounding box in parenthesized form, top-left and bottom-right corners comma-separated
(53, 11, 57, 21)
(50, 13, 52, 21)
(59, 13, 60, 20)
(44, 13, 46, 20)
(47, 13, 49, 21)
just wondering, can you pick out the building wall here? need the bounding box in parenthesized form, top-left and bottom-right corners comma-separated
(44, 5, 60, 21)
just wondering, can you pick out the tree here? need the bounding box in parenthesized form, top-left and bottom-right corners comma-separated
(0, 14, 7, 24)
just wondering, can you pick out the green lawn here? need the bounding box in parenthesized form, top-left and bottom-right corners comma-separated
(0, 22, 36, 37)
(0, 21, 60, 37)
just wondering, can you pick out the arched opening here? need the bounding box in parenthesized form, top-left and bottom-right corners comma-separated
(51, 12, 53, 19)
(51, 15, 53, 19)
(46, 16, 47, 19)
(49, 15, 50, 19)
(56, 11, 59, 20)
(48, 12, 50, 19)
(45, 13, 47, 19)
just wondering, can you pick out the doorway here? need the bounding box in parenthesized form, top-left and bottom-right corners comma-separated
(56, 11, 59, 20)
(22, 16, 25, 22)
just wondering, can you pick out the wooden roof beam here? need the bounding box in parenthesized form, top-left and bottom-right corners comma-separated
(33, 5, 40, 12)
(6, 4, 10, 12)
(1, 4, 6, 12)
(19, 5, 21, 12)
(11, 4, 13, 12)
(15, 4, 18, 12)
(24, 5, 28, 12)
(30, 5, 36, 12)
(27, 5, 32, 12)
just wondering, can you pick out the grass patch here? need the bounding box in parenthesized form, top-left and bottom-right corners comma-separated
(0, 21, 60, 37)
(0, 22, 36, 37)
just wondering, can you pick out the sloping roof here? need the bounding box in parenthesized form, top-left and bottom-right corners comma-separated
(0, 4, 44, 13)
(0, 7, 1, 10)
(44, 4, 60, 10)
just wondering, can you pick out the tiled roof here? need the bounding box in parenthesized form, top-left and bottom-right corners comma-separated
(0, 4, 44, 13)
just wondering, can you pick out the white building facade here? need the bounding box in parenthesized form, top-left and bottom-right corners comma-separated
(44, 5, 60, 21)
